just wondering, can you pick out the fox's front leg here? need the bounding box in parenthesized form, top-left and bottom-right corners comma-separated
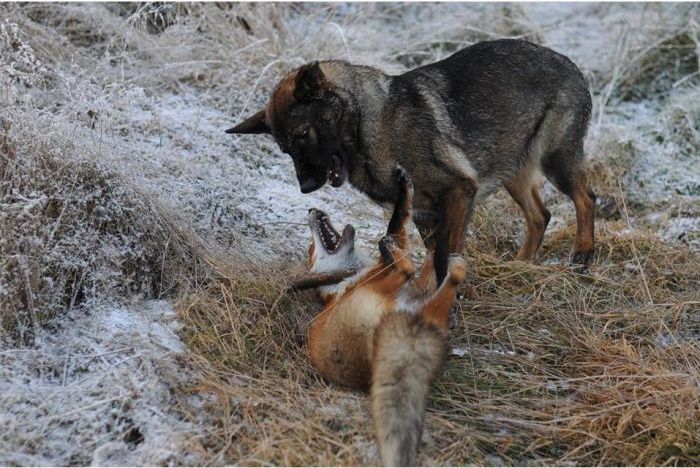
(379, 235, 415, 279)
(386, 165, 414, 250)
(418, 254, 466, 331)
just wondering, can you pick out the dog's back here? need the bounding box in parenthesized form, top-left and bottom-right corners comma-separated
(386, 39, 591, 198)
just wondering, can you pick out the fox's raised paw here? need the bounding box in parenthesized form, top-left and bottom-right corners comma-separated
(379, 234, 399, 262)
(380, 234, 415, 277)
(379, 234, 398, 248)
(447, 254, 467, 284)
(393, 164, 414, 194)
(393, 164, 408, 183)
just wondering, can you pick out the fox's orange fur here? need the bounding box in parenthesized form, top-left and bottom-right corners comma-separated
(303, 168, 465, 465)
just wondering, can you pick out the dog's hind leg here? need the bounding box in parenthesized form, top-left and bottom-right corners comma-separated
(542, 143, 596, 266)
(531, 98, 595, 266)
(504, 164, 551, 261)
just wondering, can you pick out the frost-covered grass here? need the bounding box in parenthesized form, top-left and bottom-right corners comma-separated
(0, 300, 204, 466)
(0, 2, 698, 466)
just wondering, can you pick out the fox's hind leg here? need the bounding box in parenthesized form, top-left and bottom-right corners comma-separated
(542, 144, 596, 266)
(504, 164, 551, 261)
(417, 254, 466, 331)
(413, 254, 437, 294)
(386, 165, 414, 250)
(379, 166, 416, 278)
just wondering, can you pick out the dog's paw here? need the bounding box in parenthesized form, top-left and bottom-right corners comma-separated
(379, 234, 415, 277)
(447, 254, 467, 284)
(570, 249, 594, 268)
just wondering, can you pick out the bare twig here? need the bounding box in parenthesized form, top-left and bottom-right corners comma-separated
(286, 269, 358, 293)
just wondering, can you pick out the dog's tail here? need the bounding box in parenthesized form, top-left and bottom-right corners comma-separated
(371, 313, 446, 466)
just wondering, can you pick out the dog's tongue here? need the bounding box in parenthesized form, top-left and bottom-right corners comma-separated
(329, 155, 348, 188)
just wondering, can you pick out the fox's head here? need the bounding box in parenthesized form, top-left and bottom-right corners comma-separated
(307, 208, 371, 275)
(226, 62, 353, 194)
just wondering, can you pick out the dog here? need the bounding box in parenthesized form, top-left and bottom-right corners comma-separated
(227, 39, 596, 283)
(303, 168, 465, 465)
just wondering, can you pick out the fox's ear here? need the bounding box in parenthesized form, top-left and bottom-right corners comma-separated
(225, 109, 269, 134)
(294, 61, 327, 102)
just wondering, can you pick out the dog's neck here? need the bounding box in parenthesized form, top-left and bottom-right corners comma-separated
(319, 61, 396, 202)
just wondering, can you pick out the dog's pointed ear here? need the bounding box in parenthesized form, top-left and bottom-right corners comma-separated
(294, 61, 327, 102)
(225, 109, 269, 134)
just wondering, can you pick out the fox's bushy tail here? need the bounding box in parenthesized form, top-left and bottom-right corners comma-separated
(371, 313, 447, 466)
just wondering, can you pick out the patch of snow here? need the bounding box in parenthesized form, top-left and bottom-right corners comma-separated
(485, 344, 517, 357)
(97, 88, 389, 261)
(646, 213, 700, 249)
(608, 99, 700, 208)
(0, 299, 203, 466)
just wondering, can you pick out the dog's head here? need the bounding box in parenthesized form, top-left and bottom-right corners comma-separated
(306, 208, 370, 274)
(227, 62, 350, 194)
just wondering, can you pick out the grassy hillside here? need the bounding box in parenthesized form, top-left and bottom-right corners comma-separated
(1, 3, 698, 465)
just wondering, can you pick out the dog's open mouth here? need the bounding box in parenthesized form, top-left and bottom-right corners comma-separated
(328, 155, 348, 188)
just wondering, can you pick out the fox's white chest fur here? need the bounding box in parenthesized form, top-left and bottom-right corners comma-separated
(328, 288, 386, 355)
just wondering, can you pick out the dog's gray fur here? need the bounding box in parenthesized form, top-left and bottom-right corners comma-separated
(228, 39, 596, 282)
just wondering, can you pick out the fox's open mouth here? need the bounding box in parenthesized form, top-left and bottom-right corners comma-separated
(328, 154, 348, 188)
(308, 208, 356, 254)
(309, 209, 341, 251)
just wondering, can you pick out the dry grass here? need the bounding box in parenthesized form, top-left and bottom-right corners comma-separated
(175, 210, 700, 465)
(175, 258, 377, 466)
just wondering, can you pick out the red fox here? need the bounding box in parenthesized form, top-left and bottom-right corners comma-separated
(303, 168, 466, 466)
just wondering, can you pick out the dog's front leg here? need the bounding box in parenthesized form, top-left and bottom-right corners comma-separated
(433, 181, 477, 284)
(414, 210, 438, 253)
